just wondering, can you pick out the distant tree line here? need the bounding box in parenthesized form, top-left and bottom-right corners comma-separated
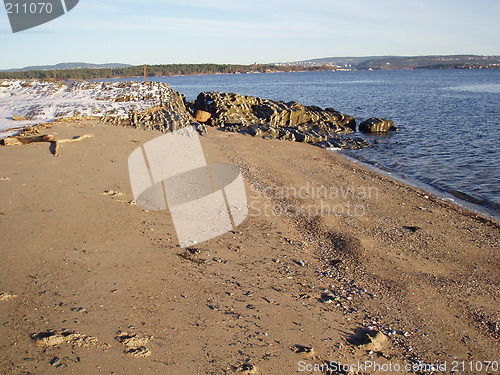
(0, 63, 334, 80)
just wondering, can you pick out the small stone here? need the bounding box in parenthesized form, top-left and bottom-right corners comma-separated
(50, 357, 63, 367)
(403, 225, 421, 233)
(71, 307, 87, 313)
(194, 109, 212, 123)
(320, 293, 336, 304)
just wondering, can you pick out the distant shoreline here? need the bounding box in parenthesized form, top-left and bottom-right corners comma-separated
(1, 56, 499, 81)
(2, 65, 500, 82)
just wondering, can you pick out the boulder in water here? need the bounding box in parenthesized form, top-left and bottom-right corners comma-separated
(359, 117, 398, 133)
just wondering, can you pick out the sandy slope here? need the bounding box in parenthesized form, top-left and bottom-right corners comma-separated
(0, 120, 498, 374)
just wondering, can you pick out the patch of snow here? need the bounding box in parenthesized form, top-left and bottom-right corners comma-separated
(0, 80, 176, 137)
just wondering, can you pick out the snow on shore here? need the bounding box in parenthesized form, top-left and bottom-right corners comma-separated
(0, 80, 176, 137)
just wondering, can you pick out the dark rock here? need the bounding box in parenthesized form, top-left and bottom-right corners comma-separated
(194, 123, 207, 136)
(402, 225, 421, 233)
(190, 91, 370, 149)
(359, 117, 398, 133)
(314, 136, 371, 149)
(50, 357, 63, 367)
(192, 92, 356, 133)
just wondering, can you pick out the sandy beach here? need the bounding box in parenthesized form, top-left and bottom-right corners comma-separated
(0, 120, 498, 374)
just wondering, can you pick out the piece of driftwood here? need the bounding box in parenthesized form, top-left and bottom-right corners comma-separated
(56, 134, 94, 144)
(2, 134, 94, 156)
(3, 134, 55, 146)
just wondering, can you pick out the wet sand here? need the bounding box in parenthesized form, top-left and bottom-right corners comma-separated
(0, 120, 498, 374)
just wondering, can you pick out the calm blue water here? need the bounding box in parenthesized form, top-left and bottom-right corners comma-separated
(108, 70, 500, 220)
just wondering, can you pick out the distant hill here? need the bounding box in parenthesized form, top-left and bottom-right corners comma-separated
(281, 56, 395, 67)
(2, 62, 132, 72)
(1, 56, 499, 80)
(282, 55, 500, 70)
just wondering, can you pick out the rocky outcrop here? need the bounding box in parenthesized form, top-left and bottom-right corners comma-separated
(103, 106, 189, 132)
(97, 87, 389, 150)
(101, 85, 199, 133)
(192, 92, 356, 132)
(1, 80, 389, 150)
(188, 91, 369, 149)
(359, 117, 398, 133)
(102, 105, 207, 135)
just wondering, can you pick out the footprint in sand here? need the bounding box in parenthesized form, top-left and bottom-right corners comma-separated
(0, 291, 18, 301)
(30, 329, 109, 349)
(101, 190, 136, 205)
(101, 190, 125, 197)
(115, 330, 153, 357)
(235, 363, 258, 374)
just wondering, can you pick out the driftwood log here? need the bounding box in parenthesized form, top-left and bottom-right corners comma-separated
(2, 134, 94, 156)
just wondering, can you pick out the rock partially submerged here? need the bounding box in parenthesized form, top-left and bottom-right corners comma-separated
(359, 117, 398, 133)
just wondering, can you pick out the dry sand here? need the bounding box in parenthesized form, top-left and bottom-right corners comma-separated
(0, 120, 498, 374)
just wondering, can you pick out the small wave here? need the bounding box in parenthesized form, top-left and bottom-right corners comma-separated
(448, 189, 500, 211)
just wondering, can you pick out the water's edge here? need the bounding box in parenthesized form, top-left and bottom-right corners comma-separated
(336, 150, 500, 223)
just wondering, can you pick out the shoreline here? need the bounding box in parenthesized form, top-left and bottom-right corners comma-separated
(1, 120, 498, 374)
(336, 150, 500, 223)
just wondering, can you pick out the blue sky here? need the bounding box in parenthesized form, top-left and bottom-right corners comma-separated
(0, 0, 499, 69)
